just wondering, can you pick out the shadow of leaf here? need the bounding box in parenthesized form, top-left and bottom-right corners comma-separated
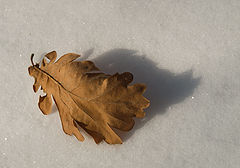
(92, 48, 201, 141)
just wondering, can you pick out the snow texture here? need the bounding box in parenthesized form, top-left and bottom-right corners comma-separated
(0, 0, 240, 168)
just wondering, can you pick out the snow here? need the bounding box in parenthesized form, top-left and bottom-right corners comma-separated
(1, 0, 240, 168)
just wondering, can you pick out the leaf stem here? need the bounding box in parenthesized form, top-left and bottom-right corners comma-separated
(31, 53, 35, 66)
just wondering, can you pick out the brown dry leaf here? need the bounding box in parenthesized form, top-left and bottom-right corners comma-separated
(28, 51, 150, 144)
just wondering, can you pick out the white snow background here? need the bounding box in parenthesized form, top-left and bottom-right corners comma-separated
(0, 0, 240, 168)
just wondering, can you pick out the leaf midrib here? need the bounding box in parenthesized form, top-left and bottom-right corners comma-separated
(34, 65, 127, 105)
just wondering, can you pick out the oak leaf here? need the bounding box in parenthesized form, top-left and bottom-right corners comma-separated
(28, 51, 150, 144)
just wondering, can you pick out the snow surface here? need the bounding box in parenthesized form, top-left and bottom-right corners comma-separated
(1, 0, 240, 168)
